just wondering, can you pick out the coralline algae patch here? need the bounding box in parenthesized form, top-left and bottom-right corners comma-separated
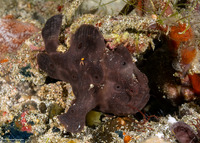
(0, 15, 38, 61)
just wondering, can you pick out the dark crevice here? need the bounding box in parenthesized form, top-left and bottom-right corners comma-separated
(136, 34, 180, 117)
(45, 76, 60, 84)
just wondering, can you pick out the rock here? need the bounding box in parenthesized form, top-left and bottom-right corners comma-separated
(76, 0, 126, 15)
(39, 102, 47, 114)
(142, 136, 170, 143)
(48, 103, 64, 119)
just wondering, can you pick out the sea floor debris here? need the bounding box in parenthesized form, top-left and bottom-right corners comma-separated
(0, 0, 200, 143)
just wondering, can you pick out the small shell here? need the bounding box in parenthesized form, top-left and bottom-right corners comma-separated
(170, 121, 198, 143)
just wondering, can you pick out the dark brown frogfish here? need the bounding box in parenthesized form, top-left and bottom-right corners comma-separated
(37, 14, 150, 133)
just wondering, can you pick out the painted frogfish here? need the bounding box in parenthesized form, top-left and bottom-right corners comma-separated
(37, 14, 150, 133)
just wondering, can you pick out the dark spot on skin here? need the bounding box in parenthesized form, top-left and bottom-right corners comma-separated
(122, 61, 126, 65)
(114, 84, 122, 91)
(94, 75, 98, 79)
(78, 43, 82, 49)
(71, 73, 78, 81)
(37, 14, 150, 133)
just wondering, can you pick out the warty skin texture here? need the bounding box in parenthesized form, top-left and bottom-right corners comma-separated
(37, 14, 150, 133)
